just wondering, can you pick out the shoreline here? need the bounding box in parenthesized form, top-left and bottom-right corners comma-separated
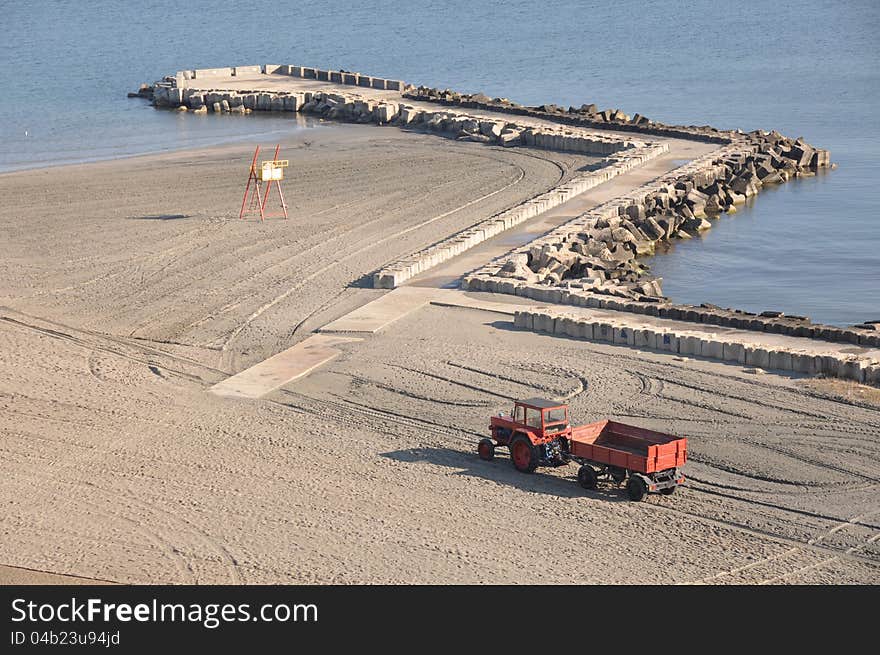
(0, 110, 322, 176)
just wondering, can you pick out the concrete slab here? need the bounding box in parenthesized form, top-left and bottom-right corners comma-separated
(210, 334, 362, 399)
(319, 286, 435, 333)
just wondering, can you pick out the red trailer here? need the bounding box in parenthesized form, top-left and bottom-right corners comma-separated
(479, 398, 686, 501)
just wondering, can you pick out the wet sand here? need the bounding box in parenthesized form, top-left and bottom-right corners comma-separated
(0, 126, 877, 584)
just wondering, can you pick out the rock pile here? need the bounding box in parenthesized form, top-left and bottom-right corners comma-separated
(483, 135, 833, 302)
(148, 86, 642, 157)
(405, 86, 732, 143)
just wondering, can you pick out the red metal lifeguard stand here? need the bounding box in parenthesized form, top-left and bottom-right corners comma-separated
(239, 145, 289, 221)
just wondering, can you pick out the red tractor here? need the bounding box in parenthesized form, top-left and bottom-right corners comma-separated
(479, 398, 686, 501)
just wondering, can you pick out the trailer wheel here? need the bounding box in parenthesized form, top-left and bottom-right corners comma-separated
(510, 435, 538, 473)
(477, 438, 495, 461)
(608, 467, 627, 484)
(660, 486, 676, 496)
(626, 476, 648, 502)
(577, 465, 598, 490)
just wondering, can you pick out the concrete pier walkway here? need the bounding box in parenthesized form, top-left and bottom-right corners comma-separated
(210, 334, 362, 399)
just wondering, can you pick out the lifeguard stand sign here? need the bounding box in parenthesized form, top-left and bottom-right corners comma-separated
(239, 145, 289, 221)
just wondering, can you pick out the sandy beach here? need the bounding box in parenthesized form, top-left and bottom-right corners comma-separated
(1, 125, 878, 584)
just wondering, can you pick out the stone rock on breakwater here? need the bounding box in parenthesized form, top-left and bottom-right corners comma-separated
(148, 85, 640, 157)
(466, 127, 832, 305)
(405, 85, 734, 143)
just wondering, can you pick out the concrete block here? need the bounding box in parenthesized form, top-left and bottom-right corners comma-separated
(535, 314, 555, 334)
(316, 69, 330, 81)
(302, 67, 317, 79)
(371, 78, 388, 90)
(612, 326, 631, 345)
(722, 341, 746, 364)
(342, 73, 358, 85)
(744, 347, 770, 369)
(499, 280, 517, 295)
(633, 329, 656, 350)
(701, 340, 725, 360)
(375, 103, 398, 123)
(233, 65, 262, 76)
(839, 359, 866, 383)
(330, 71, 343, 83)
(768, 350, 793, 371)
(791, 353, 821, 375)
(514, 311, 532, 329)
(579, 321, 595, 340)
(288, 66, 304, 77)
(561, 317, 581, 339)
(818, 356, 840, 378)
(864, 365, 880, 386)
(680, 336, 701, 356)
(595, 323, 613, 342)
(264, 64, 284, 75)
(194, 67, 233, 78)
(386, 80, 405, 91)
(283, 95, 301, 112)
(186, 93, 205, 108)
(658, 332, 679, 352)
(358, 76, 373, 87)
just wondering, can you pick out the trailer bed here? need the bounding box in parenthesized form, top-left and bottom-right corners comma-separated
(569, 420, 686, 474)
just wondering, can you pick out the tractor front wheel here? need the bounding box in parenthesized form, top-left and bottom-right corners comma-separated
(510, 435, 538, 473)
(626, 476, 648, 502)
(577, 465, 598, 490)
(477, 438, 495, 461)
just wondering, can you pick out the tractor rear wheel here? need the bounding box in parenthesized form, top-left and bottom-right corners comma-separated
(510, 435, 538, 473)
(477, 438, 495, 461)
(626, 476, 648, 501)
(577, 465, 598, 490)
(660, 486, 676, 496)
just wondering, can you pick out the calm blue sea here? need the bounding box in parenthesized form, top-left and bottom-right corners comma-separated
(1, 0, 877, 324)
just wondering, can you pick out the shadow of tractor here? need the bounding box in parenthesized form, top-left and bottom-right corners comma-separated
(380, 446, 630, 503)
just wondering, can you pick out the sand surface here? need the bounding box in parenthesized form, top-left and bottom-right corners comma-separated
(1, 125, 594, 373)
(1, 126, 877, 584)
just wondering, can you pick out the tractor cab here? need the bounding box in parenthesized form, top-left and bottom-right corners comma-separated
(492, 398, 570, 443)
(511, 398, 570, 436)
(484, 398, 572, 470)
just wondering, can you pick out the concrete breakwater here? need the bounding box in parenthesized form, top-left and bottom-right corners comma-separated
(513, 308, 880, 386)
(405, 86, 733, 144)
(153, 84, 641, 157)
(464, 137, 830, 302)
(465, 274, 880, 349)
(461, 134, 877, 351)
(373, 142, 668, 288)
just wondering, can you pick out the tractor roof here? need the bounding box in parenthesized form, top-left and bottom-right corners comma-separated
(518, 397, 566, 409)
